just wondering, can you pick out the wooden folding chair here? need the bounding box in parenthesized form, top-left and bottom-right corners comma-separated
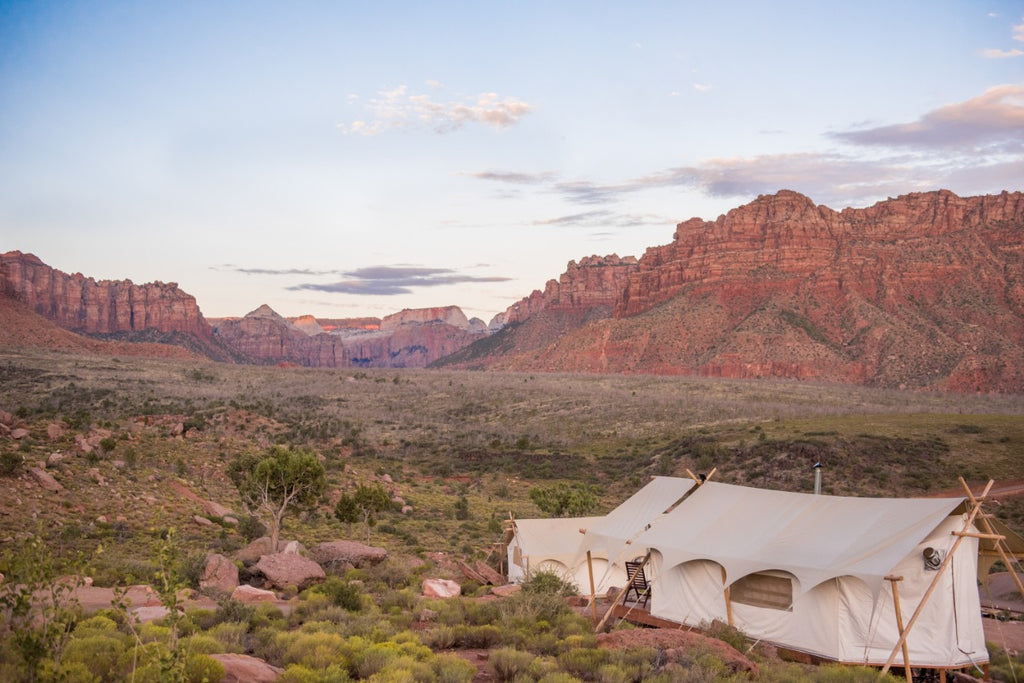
(624, 559, 651, 607)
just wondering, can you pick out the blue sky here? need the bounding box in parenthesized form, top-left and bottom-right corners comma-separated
(1, 1, 1022, 322)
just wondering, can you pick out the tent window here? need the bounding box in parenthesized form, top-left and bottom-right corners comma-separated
(730, 572, 793, 611)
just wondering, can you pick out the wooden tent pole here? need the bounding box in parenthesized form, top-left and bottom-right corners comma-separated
(594, 551, 651, 633)
(959, 477, 1024, 600)
(885, 575, 913, 683)
(586, 551, 598, 624)
(721, 566, 733, 627)
(879, 479, 994, 678)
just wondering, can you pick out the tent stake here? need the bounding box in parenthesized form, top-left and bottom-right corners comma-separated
(879, 479, 994, 679)
(885, 574, 912, 683)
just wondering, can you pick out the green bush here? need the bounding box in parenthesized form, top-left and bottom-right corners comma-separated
(489, 647, 536, 682)
(0, 450, 23, 476)
(432, 653, 476, 682)
(184, 653, 225, 683)
(62, 633, 127, 680)
(557, 647, 608, 680)
(312, 576, 364, 612)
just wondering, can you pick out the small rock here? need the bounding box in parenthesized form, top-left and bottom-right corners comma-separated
(254, 552, 325, 590)
(199, 553, 239, 595)
(422, 578, 461, 599)
(401, 505, 413, 515)
(490, 584, 522, 598)
(10, 428, 29, 439)
(202, 499, 234, 518)
(46, 423, 66, 440)
(131, 606, 172, 623)
(46, 452, 65, 467)
(231, 584, 278, 603)
(209, 653, 284, 683)
(193, 515, 214, 527)
(282, 540, 303, 555)
(29, 467, 63, 493)
(96, 515, 108, 524)
(309, 540, 388, 570)
(380, 474, 393, 484)
(222, 516, 239, 525)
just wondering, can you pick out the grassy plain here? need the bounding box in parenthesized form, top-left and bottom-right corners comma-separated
(1, 347, 1023, 575)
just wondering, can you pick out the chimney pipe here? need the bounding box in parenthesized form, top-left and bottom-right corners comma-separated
(813, 462, 822, 495)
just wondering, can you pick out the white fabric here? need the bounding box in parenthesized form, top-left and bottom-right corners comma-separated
(634, 481, 987, 667)
(634, 481, 962, 594)
(506, 515, 601, 585)
(580, 476, 696, 560)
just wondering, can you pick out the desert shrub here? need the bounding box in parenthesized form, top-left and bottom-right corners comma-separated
(183, 653, 225, 683)
(62, 633, 127, 680)
(73, 614, 120, 636)
(379, 587, 418, 612)
(0, 449, 23, 476)
(498, 589, 570, 628)
(181, 633, 223, 655)
(366, 559, 414, 589)
(203, 596, 256, 629)
(279, 663, 352, 682)
(350, 641, 402, 678)
(557, 647, 609, 680)
(432, 653, 476, 682)
(454, 624, 503, 648)
(311, 576, 364, 612)
(488, 647, 536, 682)
(607, 647, 659, 680)
(523, 569, 578, 597)
(421, 625, 457, 650)
(815, 664, 903, 682)
(702, 620, 748, 652)
(990, 643, 1024, 682)
(539, 674, 586, 683)
(206, 621, 248, 653)
(281, 631, 348, 671)
(237, 515, 267, 542)
(595, 663, 632, 683)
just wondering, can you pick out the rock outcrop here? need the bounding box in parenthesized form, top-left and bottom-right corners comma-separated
(0, 251, 209, 337)
(254, 552, 326, 590)
(444, 190, 1024, 392)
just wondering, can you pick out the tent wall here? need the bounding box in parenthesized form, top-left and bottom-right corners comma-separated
(839, 515, 985, 667)
(649, 514, 985, 667)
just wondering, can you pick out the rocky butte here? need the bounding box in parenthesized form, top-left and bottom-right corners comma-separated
(440, 190, 1024, 393)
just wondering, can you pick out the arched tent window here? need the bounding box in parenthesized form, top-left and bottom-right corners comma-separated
(731, 569, 796, 611)
(649, 557, 728, 627)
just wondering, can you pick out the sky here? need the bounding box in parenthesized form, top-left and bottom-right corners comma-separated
(1, 1, 1022, 323)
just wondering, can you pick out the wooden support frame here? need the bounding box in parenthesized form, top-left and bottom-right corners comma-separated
(879, 479, 994, 678)
(959, 477, 1024, 601)
(885, 575, 912, 683)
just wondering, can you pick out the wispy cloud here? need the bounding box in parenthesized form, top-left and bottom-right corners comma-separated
(534, 210, 669, 227)
(831, 84, 1024, 152)
(340, 83, 533, 136)
(469, 86, 1024, 211)
(213, 265, 337, 276)
(288, 265, 512, 296)
(464, 170, 557, 184)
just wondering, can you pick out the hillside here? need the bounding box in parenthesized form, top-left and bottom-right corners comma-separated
(440, 190, 1024, 392)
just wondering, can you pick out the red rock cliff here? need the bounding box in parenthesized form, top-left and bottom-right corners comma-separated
(0, 251, 212, 338)
(452, 190, 1024, 392)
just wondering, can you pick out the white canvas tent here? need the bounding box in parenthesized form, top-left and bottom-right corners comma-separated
(506, 515, 602, 590)
(507, 476, 695, 593)
(630, 481, 988, 669)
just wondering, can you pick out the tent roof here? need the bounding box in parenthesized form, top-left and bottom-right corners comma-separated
(513, 515, 602, 564)
(633, 481, 965, 594)
(580, 476, 696, 559)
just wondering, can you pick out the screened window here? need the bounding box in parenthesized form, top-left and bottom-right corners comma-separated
(730, 571, 793, 611)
